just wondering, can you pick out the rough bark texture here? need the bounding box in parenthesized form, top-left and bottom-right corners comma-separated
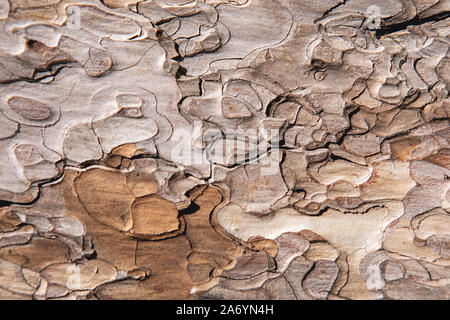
(0, 0, 449, 300)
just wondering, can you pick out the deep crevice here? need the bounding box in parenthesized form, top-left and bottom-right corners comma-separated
(376, 11, 450, 37)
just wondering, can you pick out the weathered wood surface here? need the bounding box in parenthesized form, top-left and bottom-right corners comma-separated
(0, 0, 448, 300)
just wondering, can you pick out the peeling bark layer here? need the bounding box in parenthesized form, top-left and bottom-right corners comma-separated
(0, 0, 449, 300)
